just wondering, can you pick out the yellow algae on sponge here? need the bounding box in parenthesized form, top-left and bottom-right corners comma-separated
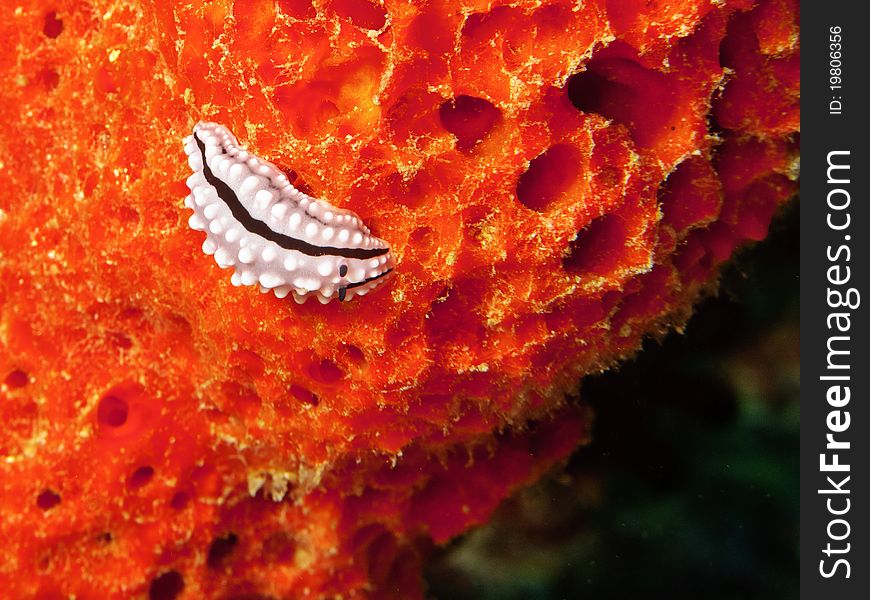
(0, 0, 798, 597)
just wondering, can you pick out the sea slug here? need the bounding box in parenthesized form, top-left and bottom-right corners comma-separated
(183, 122, 394, 304)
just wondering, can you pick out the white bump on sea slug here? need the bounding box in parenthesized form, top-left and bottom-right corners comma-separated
(317, 261, 332, 277)
(240, 175, 260, 195)
(352, 232, 363, 244)
(368, 258, 379, 269)
(202, 238, 217, 255)
(271, 203, 289, 220)
(255, 189, 274, 210)
(338, 229, 350, 242)
(229, 163, 245, 180)
(188, 214, 206, 231)
(186, 173, 202, 189)
(208, 154, 224, 172)
(283, 255, 297, 271)
(259, 272, 284, 288)
(238, 246, 256, 264)
(323, 211, 334, 222)
(231, 272, 243, 286)
(241, 270, 258, 286)
(322, 227, 334, 241)
(261, 245, 277, 262)
(274, 285, 291, 299)
(184, 195, 195, 209)
(305, 222, 318, 237)
(203, 203, 221, 221)
(288, 212, 302, 229)
(214, 247, 234, 267)
(194, 191, 210, 207)
(225, 227, 242, 243)
(209, 219, 225, 235)
(351, 266, 366, 282)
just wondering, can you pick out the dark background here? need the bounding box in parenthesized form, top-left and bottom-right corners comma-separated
(426, 201, 799, 599)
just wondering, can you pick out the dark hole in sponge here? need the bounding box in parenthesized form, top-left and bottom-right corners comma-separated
(43, 11, 63, 38)
(439, 95, 501, 150)
(129, 466, 155, 489)
(4, 369, 28, 388)
(563, 213, 629, 275)
(567, 69, 614, 114)
(316, 359, 344, 383)
(290, 384, 319, 406)
(36, 489, 61, 510)
(97, 394, 129, 427)
(36, 67, 60, 91)
(516, 144, 582, 212)
(566, 49, 677, 149)
(149, 570, 184, 600)
(170, 491, 190, 510)
(342, 343, 366, 365)
(207, 532, 239, 568)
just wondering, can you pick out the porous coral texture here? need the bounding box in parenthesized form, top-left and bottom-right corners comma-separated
(0, 0, 798, 597)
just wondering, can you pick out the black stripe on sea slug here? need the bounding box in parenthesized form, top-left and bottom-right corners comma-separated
(338, 268, 394, 302)
(195, 134, 389, 260)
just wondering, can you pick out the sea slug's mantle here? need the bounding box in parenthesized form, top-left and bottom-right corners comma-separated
(184, 122, 395, 304)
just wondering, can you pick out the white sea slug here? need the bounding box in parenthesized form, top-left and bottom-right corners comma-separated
(182, 122, 394, 304)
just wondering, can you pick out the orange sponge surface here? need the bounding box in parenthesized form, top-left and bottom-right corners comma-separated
(0, 0, 798, 598)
